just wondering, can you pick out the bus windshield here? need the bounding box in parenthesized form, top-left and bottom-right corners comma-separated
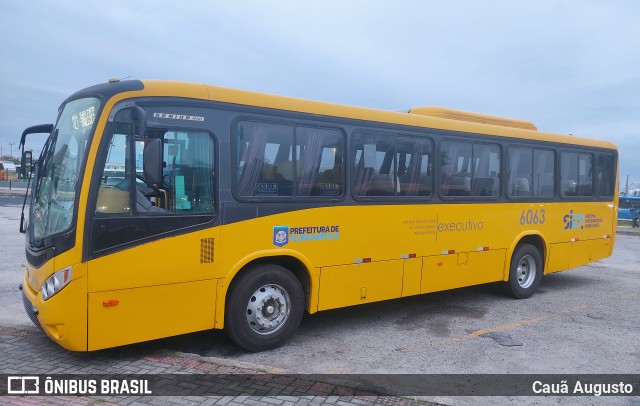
(32, 97, 100, 241)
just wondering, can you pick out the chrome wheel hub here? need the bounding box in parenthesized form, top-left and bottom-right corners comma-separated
(516, 255, 536, 289)
(246, 284, 291, 335)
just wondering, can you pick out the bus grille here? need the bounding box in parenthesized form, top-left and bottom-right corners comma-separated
(22, 291, 44, 333)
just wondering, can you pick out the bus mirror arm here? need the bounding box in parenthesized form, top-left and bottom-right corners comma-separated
(132, 106, 146, 138)
(18, 124, 51, 234)
(19, 124, 54, 150)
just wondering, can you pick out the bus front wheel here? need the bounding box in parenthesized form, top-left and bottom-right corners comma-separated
(225, 264, 304, 352)
(506, 244, 542, 299)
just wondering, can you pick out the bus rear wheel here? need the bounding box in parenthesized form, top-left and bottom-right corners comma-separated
(225, 264, 304, 352)
(506, 243, 542, 299)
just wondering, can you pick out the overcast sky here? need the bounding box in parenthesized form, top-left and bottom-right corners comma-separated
(1, 0, 639, 188)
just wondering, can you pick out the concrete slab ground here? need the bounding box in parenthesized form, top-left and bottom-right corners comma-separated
(1, 194, 638, 405)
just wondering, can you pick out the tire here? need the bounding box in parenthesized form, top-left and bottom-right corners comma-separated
(505, 243, 543, 299)
(224, 264, 304, 352)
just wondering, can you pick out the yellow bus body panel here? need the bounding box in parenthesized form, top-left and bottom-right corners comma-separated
(213, 200, 615, 325)
(85, 228, 221, 350)
(87, 279, 217, 351)
(86, 228, 221, 292)
(547, 242, 571, 274)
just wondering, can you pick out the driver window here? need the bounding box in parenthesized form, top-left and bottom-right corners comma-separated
(95, 128, 132, 215)
(95, 126, 216, 216)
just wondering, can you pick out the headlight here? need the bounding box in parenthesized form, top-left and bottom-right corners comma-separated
(41, 267, 72, 301)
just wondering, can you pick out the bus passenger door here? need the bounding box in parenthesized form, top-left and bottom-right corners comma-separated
(85, 119, 219, 350)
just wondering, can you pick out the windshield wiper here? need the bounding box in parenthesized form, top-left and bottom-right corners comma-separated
(19, 171, 31, 234)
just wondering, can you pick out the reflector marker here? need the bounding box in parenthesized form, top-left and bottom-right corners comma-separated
(354, 258, 372, 264)
(103, 299, 119, 307)
(401, 253, 417, 259)
(476, 246, 490, 251)
(570, 238, 580, 242)
(442, 250, 455, 255)
(603, 234, 611, 239)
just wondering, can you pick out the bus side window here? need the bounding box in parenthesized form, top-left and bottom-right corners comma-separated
(508, 147, 533, 197)
(163, 130, 216, 213)
(533, 149, 555, 197)
(296, 126, 345, 197)
(577, 153, 593, 197)
(561, 151, 594, 198)
(472, 143, 500, 197)
(596, 153, 615, 197)
(440, 141, 472, 197)
(397, 136, 433, 197)
(236, 121, 294, 197)
(561, 152, 579, 197)
(353, 133, 397, 197)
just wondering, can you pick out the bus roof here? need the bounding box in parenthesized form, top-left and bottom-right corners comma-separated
(86, 79, 618, 151)
(407, 106, 538, 131)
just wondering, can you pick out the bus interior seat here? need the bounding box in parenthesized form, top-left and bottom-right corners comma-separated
(563, 179, 577, 196)
(399, 175, 432, 196)
(312, 164, 344, 196)
(276, 160, 301, 182)
(473, 177, 498, 196)
(367, 174, 400, 196)
(136, 188, 167, 213)
(445, 174, 471, 196)
(260, 163, 278, 181)
(511, 177, 530, 196)
(257, 162, 293, 196)
(319, 164, 343, 183)
(577, 176, 593, 196)
(536, 173, 555, 196)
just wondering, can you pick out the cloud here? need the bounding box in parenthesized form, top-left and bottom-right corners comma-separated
(1, 0, 639, 185)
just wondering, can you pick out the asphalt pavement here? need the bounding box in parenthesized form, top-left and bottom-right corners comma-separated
(1, 190, 639, 406)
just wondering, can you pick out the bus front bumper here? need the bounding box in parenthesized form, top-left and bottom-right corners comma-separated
(21, 273, 88, 351)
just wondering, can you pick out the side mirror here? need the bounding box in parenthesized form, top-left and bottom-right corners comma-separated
(22, 150, 32, 177)
(143, 138, 162, 185)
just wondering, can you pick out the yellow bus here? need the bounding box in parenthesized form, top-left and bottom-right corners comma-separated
(19, 80, 618, 352)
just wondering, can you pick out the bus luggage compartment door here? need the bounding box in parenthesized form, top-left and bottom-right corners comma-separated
(317, 260, 403, 311)
(421, 249, 506, 293)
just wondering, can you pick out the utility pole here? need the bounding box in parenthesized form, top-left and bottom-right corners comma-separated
(8, 141, 15, 159)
